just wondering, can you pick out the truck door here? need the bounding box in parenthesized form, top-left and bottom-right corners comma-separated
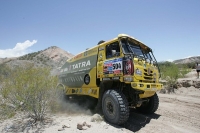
(97, 41, 124, 80)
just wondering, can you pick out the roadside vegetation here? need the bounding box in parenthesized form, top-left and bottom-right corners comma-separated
(158, 61, 191, 93)
(0, 63, 62, 122)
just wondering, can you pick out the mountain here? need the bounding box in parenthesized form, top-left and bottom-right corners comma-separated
(0, 46, 74, 72)
(173, 56, 200, 64)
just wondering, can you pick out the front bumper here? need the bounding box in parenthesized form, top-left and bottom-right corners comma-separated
(131, 82, 163, 98)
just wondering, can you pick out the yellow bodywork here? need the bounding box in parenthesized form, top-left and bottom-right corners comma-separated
(62, 34, 163, 99)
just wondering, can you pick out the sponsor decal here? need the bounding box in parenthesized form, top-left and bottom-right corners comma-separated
(72, 60, 91, 69)
(61, 60, 91, 72)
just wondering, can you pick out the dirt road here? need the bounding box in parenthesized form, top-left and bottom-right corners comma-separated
(126, 87, 200, 133)
(1, 86, 200, 133)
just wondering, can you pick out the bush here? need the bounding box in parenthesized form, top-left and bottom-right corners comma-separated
(159, 62, 190, 93)
(0, 64, 59, 121)
(159, 62, 190, 83)
(0, 64, 10, 80)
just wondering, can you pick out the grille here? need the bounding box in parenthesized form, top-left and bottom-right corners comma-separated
(144, 69, 153, 80)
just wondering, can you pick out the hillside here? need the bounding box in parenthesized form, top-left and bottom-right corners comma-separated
(0, 46, 74, 73)
(173, 56, 200, 64)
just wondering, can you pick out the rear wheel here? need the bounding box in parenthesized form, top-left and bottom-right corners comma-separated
(136, 93, 159, 114)
(102, 89, 129, 125)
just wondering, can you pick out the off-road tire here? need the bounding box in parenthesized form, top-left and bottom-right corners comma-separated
(136, 93, 159, 114)
(102, 89, 129, 125)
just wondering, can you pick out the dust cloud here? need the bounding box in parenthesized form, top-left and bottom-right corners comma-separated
(51, 91, 95, 116)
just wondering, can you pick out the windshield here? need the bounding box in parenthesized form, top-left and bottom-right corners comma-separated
(121, 39, 156, 62)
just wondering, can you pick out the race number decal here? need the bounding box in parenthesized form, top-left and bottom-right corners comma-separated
(104, 58, 123, 74)
(112, 60, 122, 74)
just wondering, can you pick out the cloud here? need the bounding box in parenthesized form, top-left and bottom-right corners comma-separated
(0, 40, 37, 58)
(183, 56, 192, 59)
(166, 59, 173, 62)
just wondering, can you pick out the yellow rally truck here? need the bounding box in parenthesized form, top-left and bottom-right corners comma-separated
(58, 34, 163, 125)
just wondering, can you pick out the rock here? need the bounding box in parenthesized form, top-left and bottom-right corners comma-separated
(177, 83, 182, 88)
(58, 124, 70, 131)
(77, 122, 91, 130)
(159, 88, 166, 94)
(82, 121, 87, 126)
(5, 124, 14, 132)
(62, 124, 70, 128)
(77, 122, 83, 130)
(177, 80, 192, 87)
(91, 114, 103, 122)
(58, 128, 65, 131)
(86, 123, 91, 128)
(20, 101, 24, 106)
(193, 80, 200, 88)
(82, 121, 91, 127)
(177, 78, 200, 88)
(67, 117, 72, 121)
(82, 126, 88, 130)
(159, 86, 176, 94)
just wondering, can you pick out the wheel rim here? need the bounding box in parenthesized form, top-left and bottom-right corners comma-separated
(105, 97, 116, 119)
(106, 101, 114, 114)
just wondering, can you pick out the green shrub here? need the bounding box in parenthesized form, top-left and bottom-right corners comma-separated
(159, 62, 190, 93)
(0, 64, 59, 121)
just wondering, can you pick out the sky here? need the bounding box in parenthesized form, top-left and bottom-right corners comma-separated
(0, 0, 200, 62)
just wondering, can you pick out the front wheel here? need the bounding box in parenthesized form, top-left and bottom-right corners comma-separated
(136, 93, 159, 114)
(102, 89, 129, 125)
